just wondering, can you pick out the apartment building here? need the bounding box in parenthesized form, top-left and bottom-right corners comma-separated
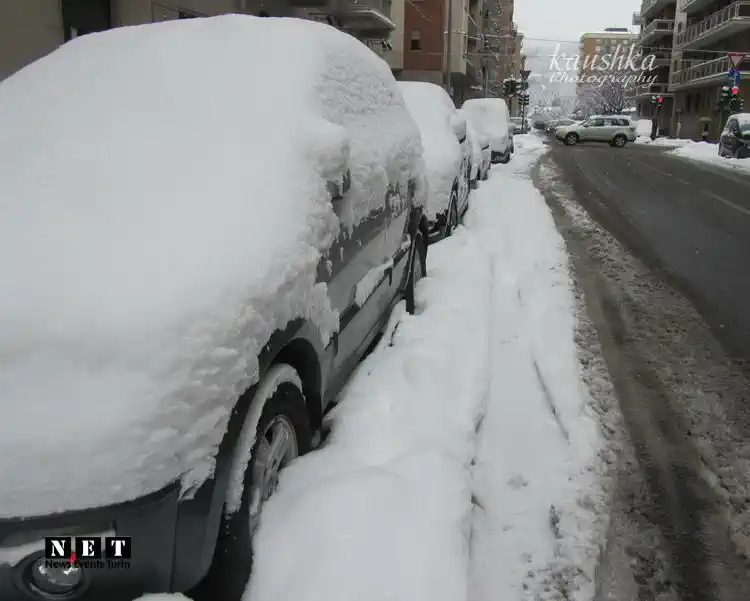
(0, 0, 396, 81)
(632, 1, 676, 132)
(667, 0, 750, 140)
(576, 28, 639, 112)
(401, 0, 474, 103)
(481, 0, 523, 110)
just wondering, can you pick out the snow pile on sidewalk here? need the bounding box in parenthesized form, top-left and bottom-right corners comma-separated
(635, 136, 693, 147)
(469, 135, 610, 601)
(247, 233, 493, 600)
(671, 140, 750, 173)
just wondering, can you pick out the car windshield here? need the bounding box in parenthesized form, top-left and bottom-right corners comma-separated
(740, 121, 750, 132)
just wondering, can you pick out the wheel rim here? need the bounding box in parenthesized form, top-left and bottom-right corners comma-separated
(248, 415, 298, 534)
(567, 134, 575, 144)
(615, 137, 625, 147)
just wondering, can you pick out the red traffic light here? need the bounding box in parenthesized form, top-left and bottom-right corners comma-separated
(657, 96, 664, 104)
(732, 86, 740, 96)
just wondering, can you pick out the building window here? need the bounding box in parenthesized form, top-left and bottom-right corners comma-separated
(410, 29, 422, 51)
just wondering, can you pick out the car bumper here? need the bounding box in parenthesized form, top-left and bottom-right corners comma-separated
(0, 483, 181, 601)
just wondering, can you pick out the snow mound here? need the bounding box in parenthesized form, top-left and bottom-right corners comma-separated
(399, 81, 462, 219)
(671, 140, 750, 173)
(247, 230, 493, 601)
(462, 98, 511, 154)
(464, 114, 484, 181)
(0, 15, 422, 518)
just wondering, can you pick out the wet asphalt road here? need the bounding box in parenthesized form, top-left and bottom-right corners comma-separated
(549, 141, 750, 359)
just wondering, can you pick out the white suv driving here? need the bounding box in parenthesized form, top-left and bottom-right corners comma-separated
(556, 115, 637, 147)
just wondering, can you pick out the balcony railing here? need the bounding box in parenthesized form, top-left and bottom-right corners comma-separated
(640, 0, 675, 20)
(640, 18, 675, 41)
(676, 1, 750, 48)
(670, 55, 750, 87)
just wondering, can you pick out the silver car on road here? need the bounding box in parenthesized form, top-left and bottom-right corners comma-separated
(556, 115, 637, 148)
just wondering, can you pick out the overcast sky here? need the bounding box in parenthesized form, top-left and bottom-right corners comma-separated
(515, 0, 641, 48)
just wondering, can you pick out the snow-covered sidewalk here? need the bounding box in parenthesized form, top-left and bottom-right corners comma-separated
(669, 140, 750, 174)
(139, 136, 611, 601)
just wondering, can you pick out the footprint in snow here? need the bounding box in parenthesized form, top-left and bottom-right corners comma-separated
(507, 473, 529, 489)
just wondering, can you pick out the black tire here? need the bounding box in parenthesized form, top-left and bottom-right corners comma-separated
(405, 232, 426, 315)
(564, 133, 579, 146)
(499, 149, 511, 164)
(613, 134, 627, 148)
(443, 195, 459, 238)
(195, 367, 312, 601)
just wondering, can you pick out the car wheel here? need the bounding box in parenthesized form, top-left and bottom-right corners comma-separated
(443, 194, 459, 238)
(405, 232, 426, 315)
(613, 134, 627, 148)
(564, 133, 579, 146)
(197, 365, 312, 601)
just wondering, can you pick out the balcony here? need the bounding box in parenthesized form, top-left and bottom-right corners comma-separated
(333, 0, 395, 38)
(670, 55, 750, 88)
(676, 1, 750, 49)
(682, 0, 719, 16)
(640, 18, 675, 44)
(633, 82, 673, 98)
(640, 0, 676, 21)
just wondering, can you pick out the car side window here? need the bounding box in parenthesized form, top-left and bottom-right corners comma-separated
(729, 120, 740, 134)
(589, 119, 605, 127)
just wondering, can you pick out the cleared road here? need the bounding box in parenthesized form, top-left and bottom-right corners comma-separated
(550, 142, 750, 358)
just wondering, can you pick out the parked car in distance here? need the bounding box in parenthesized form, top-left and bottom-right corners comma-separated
(464, 114, 491, 186)
(718, 113, 750, 158)
(545, 118, 575, 133)
(556, 115, 637, 147)
(462, 98, 513, 165)
(0, 15, 429, 601)
(399, 81, 471, 242)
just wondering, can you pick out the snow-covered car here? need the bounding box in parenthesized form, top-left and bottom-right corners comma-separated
(718, 113, 750, 158)
(462, 98, 513, 164)
(0, 15, 429, 601)
(555, 115, 637, 147)
(463, 111, 491, 187)
(399, 81, 471, 242)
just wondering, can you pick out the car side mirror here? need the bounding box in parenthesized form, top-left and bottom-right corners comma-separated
(450, 113, 467, 141)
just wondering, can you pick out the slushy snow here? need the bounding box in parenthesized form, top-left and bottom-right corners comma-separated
(0, 15, 423, 518)
(671, 139, 750, 173)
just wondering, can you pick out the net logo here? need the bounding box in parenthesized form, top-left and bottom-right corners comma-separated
(44, 537, 131, 569)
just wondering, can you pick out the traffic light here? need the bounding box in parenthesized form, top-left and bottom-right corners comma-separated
(502, 78, 517, 97)
(729, 86, 741, 112)
(720, 85, 731, 104)
(518, 92, 530, 107)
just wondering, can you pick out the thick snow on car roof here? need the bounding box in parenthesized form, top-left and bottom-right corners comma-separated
(0, 15, 421, 518)
(462, 98, 510, 149)
(398, 81, 461, 219)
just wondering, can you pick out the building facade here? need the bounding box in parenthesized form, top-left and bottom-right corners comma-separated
(668, 0, 750, 140)
(632, 0, 676, 133)
(576, 29, 639, 115)
(0, 0, 396, 82)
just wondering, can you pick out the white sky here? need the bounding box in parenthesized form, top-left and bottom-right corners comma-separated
(515, 0, 641, 49)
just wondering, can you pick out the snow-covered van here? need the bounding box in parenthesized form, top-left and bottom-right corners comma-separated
(0, 16, 428, 601)
(461, 98, 514, 164)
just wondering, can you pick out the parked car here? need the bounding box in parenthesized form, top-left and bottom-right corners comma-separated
(718, 113, 750, 158)
(399, 81, 471, 242)
(0, 16, 429, 601)
(545, 118, 575, 133)
(555, 115, 637, 147)
(464, 113, 491, 186)
(462, 98, 513, 165)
